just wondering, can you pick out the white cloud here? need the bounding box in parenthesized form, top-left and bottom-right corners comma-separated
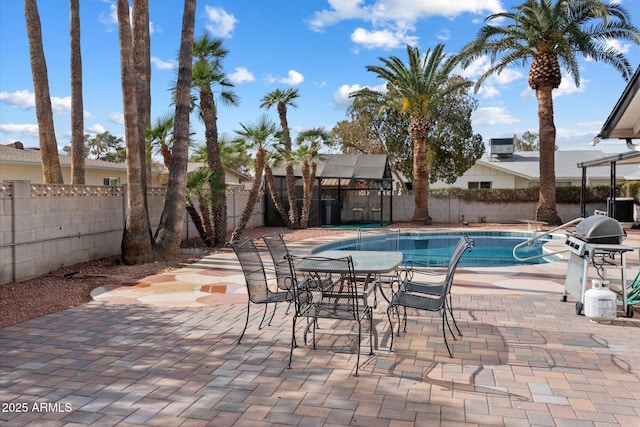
(309, 0, 503, 31)
(0, 90, 73, 115)
(350, 27, 418, 50)
(604, 39, 631, 54)
(151, 57, 177, 71)
(278, 70, 304, 85)
(332, 82, 386, 109)
(228, 67, 255, 84)
(109, 112, 124, 124)
(0, 89, 35, 109)
(87, 123, 106, 134)
(472, 106, 519, 126)
(478, 85, 500, 98)
(204, 6, 237, 38)
(99, 3, 118, 28)
(0, 123, 39, 135)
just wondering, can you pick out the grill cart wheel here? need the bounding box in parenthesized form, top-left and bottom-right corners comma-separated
(627, 305, 635, 318)
(575, 301, 583, 315)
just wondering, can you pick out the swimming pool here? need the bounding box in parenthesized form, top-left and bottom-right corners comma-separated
(313, 231, 560, 268)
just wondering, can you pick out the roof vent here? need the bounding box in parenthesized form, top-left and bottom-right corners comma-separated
(7, 141, 24, 149)
(489, 137, 514, 160)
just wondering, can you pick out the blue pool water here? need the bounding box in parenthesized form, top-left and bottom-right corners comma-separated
(313, 231, 559, 268)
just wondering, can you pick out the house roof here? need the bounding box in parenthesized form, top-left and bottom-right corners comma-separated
(0, 144, 127, 171)
(597, 65, 640, 140)
(477, 150, 640, 180)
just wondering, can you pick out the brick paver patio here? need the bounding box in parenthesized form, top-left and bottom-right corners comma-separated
(1, 229, 639, 426)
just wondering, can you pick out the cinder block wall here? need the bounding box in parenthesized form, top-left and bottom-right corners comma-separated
(0, 181, 263, 284)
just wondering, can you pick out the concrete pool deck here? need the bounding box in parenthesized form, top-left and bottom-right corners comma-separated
(2, 225, 640, 426)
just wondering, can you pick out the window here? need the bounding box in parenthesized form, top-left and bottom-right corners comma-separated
(468, 181, 491, 189)
(103, 177, 119, 186)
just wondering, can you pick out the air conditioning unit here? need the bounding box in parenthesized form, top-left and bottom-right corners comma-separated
(489, 138, 514, 160)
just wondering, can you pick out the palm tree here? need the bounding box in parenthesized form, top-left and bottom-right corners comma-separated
(457, 0, 640, 225)
(260, 88, 300, 227)
(357, 44, 468, 224)
(295, 128, 330, 228)
(24, 0, 63, 184)
(147, 112, 175, 170)
(230, 115, 280, 242)
(263, 149, 291, 227)
(132, 0, 152, 186)
(154, 0, 196, 259)
(192, 33, 239, 247)
(69, 0, 85, 184)
(185, 166, 215, 246)
(116, 0, 153, 264)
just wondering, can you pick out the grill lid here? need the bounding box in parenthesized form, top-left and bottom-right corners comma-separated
(572, 215, 626, 244)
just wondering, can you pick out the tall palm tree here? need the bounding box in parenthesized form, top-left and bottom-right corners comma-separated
(132, 0, 152, 186)
(457, 0, 640, 225)
(154, 0, 196, 259)
(192, 33, 239, 247)
(230, 115, 280, 242)
(69, 0, 85, 184)
(260, 88, 300, 227)
(24, 0, 63, 184)
(116, 0, 153, 264)
(357, 44, 468, 224)
(295, 128, 330, 228)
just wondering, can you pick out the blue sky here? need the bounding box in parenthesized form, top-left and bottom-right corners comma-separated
(1, 0, 639, 156)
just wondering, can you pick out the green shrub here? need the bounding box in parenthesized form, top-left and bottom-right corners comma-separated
(430, 185, 611, 203)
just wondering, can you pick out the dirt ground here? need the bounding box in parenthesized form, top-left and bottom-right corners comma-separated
(0, 226, 353, 329)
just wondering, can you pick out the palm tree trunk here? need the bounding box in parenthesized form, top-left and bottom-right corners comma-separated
(231, 148, 265, 242)
(536, 86, 562, 225)
(132, 0, 153, 187)
(69, 0, 85, 184)
(300, 161, 312, 228)
(264, 164, 291, 227)
(278, 104, 299, 227)
(154, 0, 196, 259)
(24, 0, 63, 184)
(116, 0, 153, 264)
(200, 85, 228, 247)
(410, 118, 431, 224)
(186, 203, 210, 245)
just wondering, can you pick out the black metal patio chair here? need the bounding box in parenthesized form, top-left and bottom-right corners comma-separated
(287, 255, 376, 376)
(227, 238, 294, 344)
(387, 236, 474, 357)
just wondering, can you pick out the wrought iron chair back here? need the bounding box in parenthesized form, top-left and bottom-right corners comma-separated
(388, 236, 474, 357)
(286, 255, 375, 376)
(261, 232, 295, 291)
(227, 238, 293, 344)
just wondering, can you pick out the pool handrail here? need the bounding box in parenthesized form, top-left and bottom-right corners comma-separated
(512, 217, 585, 262)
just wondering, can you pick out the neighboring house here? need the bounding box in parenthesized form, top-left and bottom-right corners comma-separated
(0, 142, 128, 186)
(152, 162, 252, 189)
(431, 147, 640, 190)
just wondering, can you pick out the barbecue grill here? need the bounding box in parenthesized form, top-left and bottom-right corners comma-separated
(563, 215, 634, 317)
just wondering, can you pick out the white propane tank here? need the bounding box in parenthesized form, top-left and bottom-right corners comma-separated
(584, 280, 617, 323)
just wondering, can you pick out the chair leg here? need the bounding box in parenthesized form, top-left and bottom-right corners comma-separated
(258, 305, 269, 330)
(441, 309, 453, 358)
(354, 321, 361, 377)
(288, 316, 298, 369)
(368, 312, 374, 356)
(448, 295, 462, 336)
(386, 306, 395, 352)
(267, 303, 277, 326)
(238, 300, 251, 344)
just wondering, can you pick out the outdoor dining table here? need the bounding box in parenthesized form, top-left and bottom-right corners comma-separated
(295, 250, 403, 350)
